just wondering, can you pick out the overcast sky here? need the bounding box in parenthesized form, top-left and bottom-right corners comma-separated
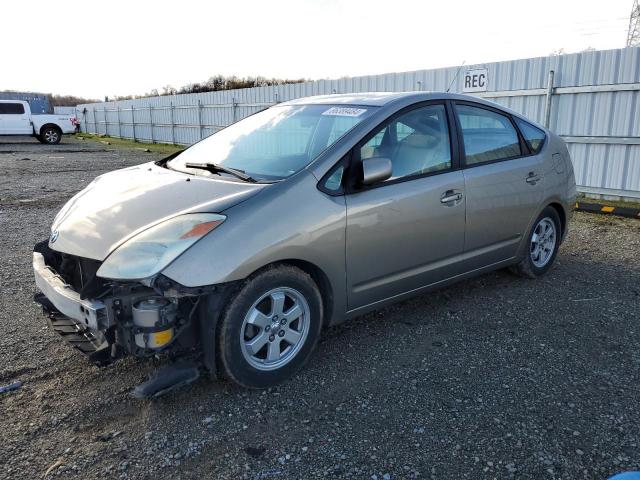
(1, 0, 633, 99)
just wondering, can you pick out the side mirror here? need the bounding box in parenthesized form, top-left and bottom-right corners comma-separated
(361, 157, 392, 185)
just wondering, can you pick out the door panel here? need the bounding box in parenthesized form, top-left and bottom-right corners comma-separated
(345, 170, 466, 309)
(454, 102, 544, 267)
(462, 156, 543, 267)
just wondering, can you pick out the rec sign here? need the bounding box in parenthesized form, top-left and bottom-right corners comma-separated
(462, 68, 488, 92)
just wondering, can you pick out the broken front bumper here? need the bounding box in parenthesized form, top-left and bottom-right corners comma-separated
(33, 252, 106, 332)
(33, 246, 210, 367)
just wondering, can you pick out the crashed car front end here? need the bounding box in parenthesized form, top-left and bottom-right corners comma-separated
(32, 239, 213, 367)
(30, 158, 266, 379)
(31, 209, 238, 377)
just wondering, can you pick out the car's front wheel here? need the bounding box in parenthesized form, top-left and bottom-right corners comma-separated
(512, 206, 562, 278)
(217, 265, 323, 388)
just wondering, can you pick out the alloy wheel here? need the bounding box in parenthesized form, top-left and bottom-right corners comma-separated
(44, 129, 59, 144)
(530, 217, 557, 268)
(240, 287, 310, 371)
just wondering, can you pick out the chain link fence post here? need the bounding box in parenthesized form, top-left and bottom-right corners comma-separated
(170, 101, 175, 145)
(149, 104, 154, 143)
(544, 70, 555, 128)
(232, 96, 237, 123)
(117, 105, 121, 138)
(132, 106, 137, 142)
(198, 99, 203, 140)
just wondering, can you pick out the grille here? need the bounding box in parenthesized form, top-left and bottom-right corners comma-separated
(34, 239, 106, 297)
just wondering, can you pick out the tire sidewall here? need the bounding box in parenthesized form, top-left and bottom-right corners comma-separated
(218, 266, 323, 389)
(525, 207, 561, 276)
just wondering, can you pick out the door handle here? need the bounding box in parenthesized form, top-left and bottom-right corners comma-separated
(440, 191, 463, 204)
(526, 172, 540, 185)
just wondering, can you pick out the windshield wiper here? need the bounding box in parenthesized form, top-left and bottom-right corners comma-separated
(185, 162, 257, 183)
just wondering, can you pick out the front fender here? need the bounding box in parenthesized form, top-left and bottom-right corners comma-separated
(161, 171, 348, 325)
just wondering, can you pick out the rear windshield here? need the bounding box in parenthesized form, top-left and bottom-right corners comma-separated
(168, 104, 376, 181)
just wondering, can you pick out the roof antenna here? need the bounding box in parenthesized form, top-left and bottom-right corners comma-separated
(446, 61, 466, 93)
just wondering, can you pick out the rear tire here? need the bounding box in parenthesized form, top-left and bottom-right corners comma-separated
(41, 126, 62, 145)
(35, 134, 46, 144)
(217, 265, 323, 389)
(511, 206, 561, 279)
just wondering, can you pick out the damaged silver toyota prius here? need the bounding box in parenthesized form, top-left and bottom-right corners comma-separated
(33, 92, 576, 393)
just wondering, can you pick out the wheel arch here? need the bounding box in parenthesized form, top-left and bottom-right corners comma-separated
(201, 258, 336, 380)
(250, 259, 335, 328)
(39, 123, 62, 136)
(516, 198, 569, 262)
(547, 201, 567, 238)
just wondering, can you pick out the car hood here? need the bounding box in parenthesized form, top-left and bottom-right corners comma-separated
(49, 162, 266, 260)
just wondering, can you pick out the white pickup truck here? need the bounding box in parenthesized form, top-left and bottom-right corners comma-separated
(0, 100, 78, 144)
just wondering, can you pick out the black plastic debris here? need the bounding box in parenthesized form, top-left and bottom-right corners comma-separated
(131, 361, 200, 399)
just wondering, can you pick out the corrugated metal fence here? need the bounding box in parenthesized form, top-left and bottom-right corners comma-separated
(78, 47, 640, 200)
(53, 106, 78, 115)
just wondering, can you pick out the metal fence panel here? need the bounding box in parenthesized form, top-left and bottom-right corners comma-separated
(76, 46, 640, 200)
(53, 106, 77, 115)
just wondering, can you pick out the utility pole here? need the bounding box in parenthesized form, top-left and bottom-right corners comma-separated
(627, 0, 640, 47)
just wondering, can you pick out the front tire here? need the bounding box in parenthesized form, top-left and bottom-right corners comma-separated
(511, 206, 561, 278)
(217, 265, 323, 389)
(41, 126, 62, 145)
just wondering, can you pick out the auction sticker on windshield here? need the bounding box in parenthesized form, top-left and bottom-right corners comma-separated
(322, 107, 368, 117)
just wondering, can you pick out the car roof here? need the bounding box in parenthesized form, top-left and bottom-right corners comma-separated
(280, 91, 546, 131)
(281, 91, 476, 107)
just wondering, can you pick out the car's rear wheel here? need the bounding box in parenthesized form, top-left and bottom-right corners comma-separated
(41, 126, 62, 145)
(511, 206, 561, 278)
(217, 265, 323, 388)
(35, 134, 46, 144)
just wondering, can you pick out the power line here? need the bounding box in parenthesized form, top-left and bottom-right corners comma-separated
(627, 0, 640, 46)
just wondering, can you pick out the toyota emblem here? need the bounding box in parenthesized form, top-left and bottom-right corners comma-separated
(50, 230, 59, 243)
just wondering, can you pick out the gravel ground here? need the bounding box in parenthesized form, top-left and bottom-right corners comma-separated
(1, 135, 639, 480)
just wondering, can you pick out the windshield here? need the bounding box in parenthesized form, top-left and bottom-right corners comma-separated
(167, 104, 376, 181)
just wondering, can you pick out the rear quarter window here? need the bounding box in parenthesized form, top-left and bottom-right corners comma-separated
(514, 117, 546, 154)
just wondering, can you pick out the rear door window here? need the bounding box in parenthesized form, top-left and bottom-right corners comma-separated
(456, 104, 521, 166)
(0, 103, 25, 114)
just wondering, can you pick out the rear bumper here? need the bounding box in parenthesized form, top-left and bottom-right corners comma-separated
(32, 252, 106, 332)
